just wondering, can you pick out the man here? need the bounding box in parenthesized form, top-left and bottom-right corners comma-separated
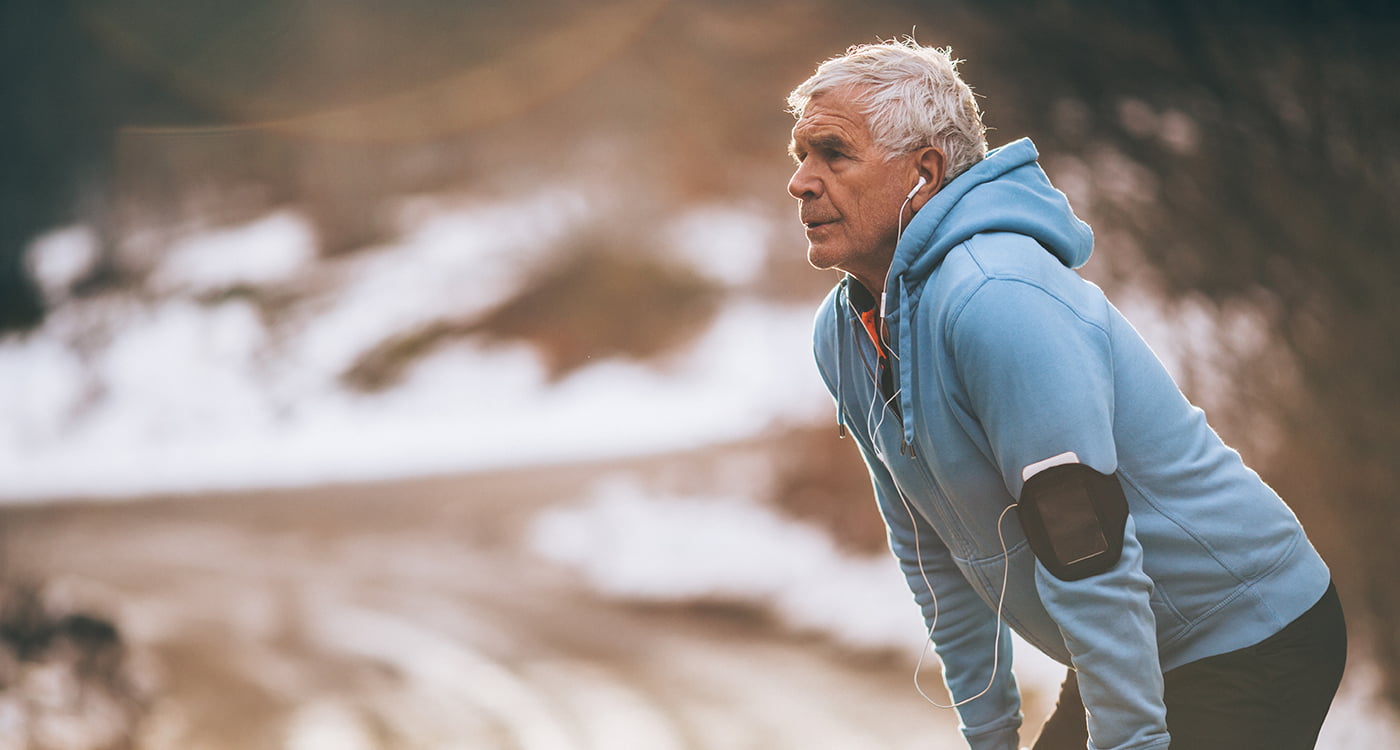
(787, 40, 1346, 750)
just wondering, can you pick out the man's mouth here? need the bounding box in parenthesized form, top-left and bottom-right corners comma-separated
(804, 218, 837, 229)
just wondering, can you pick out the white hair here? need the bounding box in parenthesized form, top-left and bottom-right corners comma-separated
(787, 39, 987, 185)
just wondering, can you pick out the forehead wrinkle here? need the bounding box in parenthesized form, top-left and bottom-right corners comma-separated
(793, 113, 869, 154)
(790, 124, 856, 156)
(791, 91, 879, 163)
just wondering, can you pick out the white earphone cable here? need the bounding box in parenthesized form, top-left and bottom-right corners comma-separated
(879, 190, 918, 362)
(901, 492, 1017, 708)
(863, 179, 1015, 709)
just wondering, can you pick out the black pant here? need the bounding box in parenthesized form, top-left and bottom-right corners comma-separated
(1032, 583, 1347, 750)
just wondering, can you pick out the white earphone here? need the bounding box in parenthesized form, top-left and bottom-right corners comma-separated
(896, 176, 927, 250)
(906, 175, 928, 199)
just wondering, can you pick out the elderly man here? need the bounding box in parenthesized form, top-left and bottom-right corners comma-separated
(787, 40, 1346, 750)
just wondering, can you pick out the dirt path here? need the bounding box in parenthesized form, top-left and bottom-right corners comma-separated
(1, 456, 976, 749)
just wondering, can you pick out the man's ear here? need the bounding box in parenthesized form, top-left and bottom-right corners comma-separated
(909, 146, 946, 211)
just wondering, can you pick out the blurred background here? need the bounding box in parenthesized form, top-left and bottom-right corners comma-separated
(2, 0, 1398, 748)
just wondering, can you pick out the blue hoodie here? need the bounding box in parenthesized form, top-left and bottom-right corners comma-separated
(812, 138, 1331, 750)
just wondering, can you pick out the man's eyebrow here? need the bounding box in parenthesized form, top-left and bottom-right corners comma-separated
(790, 131, 854, 160)
(808, 133, 851, 152)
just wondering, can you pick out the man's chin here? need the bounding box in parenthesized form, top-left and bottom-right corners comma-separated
(807, 244, 841, 272)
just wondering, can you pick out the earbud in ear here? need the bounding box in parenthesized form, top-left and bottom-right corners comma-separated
(907, 175, 928, 199)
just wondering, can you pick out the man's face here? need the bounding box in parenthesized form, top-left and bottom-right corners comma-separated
(787, 87, 915, 289)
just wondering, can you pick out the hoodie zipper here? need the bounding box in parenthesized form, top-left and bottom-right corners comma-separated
(847, 296, 902, 426)
(856, 294, 977, 555)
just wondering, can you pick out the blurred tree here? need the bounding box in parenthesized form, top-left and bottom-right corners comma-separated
(1, 0, 217, 320)
(0, 1, 114, 329)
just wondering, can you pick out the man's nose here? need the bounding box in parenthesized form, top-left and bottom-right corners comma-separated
(787, 161, 821, 201)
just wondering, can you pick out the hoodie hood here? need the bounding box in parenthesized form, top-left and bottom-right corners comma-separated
(857, 138, 1093, 454)
(890, 137, 1092, 287)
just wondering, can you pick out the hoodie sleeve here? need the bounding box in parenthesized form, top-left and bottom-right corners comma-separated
(846, 427, 1023, 750)
(950, 277, 1171, 750)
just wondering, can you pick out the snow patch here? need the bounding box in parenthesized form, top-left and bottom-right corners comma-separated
(527, 477, 925, 652)
(666, 205, 771, 286)
(24, 225, 100, 303)
(153, 211, 316, 293)
(284, 701, 375, 750)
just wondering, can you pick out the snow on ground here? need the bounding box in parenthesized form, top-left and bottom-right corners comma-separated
(1, 196, 824, 501)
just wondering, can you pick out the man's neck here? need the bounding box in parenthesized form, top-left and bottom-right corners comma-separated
(845, 263, 891, 298)
(842, 248, 894, 298)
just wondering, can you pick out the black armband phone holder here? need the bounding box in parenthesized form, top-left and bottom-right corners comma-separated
(1016, 464, 1129, 581)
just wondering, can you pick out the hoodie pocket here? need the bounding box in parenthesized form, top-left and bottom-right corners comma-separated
(957, 540, 1075, 664)
(1148, 584, 1189, 646)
